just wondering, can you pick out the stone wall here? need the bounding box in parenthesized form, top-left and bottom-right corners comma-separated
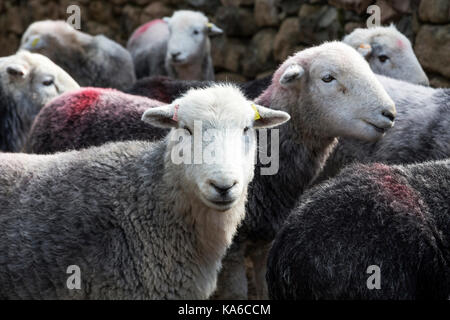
(0, 0, 449, 87)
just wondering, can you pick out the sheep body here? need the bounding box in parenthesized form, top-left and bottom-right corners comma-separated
(25, 88, 166, 154)
(0, 85, 290, 299)
(267, 160, 450, 299)
(21, 20, 136, 90)
(318, 75, 450, 183)
(0, 50, 79, 152)
(126, 75, 272, 103)
(127, 11, 222, 80)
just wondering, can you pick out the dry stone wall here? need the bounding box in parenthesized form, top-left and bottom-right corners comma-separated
(1, 0, 449, 87)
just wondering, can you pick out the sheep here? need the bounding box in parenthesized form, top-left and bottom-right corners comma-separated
(267, 160, 450, 299)
(127, 10, 222, 80)
(0, 84, 290, 299)
(317, 75, 450, 184)
(343, 24, 429, 86)
(25, 88, 167, 154)
(125, 75, 272, 102)
(26, 42, 397, 300)
(126, 26, 427, 105)
(0, 50, 79, 152)
(25, 76, 273, 154)
(20, 20, 136, 90)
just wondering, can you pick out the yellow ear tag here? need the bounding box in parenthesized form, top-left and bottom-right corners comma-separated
(206, 22, 213, 29)
(31, 37, 40, 48)
(251, 104, 261, 120)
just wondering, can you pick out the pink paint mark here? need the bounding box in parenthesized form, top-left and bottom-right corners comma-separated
(131, 19, 165, 40)
(396, 39, 405, 50)
(172, 104, 179, 122)
(368, 163, 423, 214)
(68, 87, 102, 115)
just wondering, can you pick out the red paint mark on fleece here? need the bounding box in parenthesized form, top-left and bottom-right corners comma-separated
(131, 19, 165, 40)
(368, 163, 423, 214)
(70, 88, 102, 113)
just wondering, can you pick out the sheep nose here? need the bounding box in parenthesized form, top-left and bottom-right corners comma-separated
(381, 109, 395, 122)
(210, 181, 237, 195)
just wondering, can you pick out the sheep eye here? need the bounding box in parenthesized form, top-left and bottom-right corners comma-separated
(322, 75, 335, 83)
(193, 30, 199, 35)
(378, 55, 389, 63)
(243, 126, 250, 134)
(42, 77, 54, 86)
(183, 126, 192, 135)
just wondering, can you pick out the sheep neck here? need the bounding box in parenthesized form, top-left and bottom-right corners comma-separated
(125, 140, 247, 298)
(244, 88, 338, 241)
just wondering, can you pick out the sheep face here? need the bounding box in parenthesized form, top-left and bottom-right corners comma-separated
(275, 42, 396, 142)
(343, 25, 429, 86)
(143, 85, 289, 211)
(20, 20, 90, 59)
(0, 51, 79, 151)
(164, 11, 222, 67)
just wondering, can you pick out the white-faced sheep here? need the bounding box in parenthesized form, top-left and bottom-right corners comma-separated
(267, 160, 450, 299)
(0, 85, 290, 299)
(317, 75, 450, 183)
(25, 42, 397, 300)
(0, 50, 79, 152)
(25, 88, 167, 154)
(343, 24, 429, 86)
(127, 10, 222, 80)
(20, 20, 136, 90)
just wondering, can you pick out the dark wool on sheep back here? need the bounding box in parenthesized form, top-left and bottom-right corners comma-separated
(25, 88, 167, 154)
(267, 160, 450, 300)
(317, 76, 450, 183)
(126, 75, 272, 103)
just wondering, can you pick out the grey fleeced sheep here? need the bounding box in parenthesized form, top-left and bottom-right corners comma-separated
(127, 10, 222, 80)
(343, 24, 429, 86)
(20, 20, 136, 90)
(0, 85, 290, 299)
(0, 50, 79, 152)
(267, 160, 450, 299)
(23, 42, 397, 300)
(25, 88, 167, 154)
(317, 75, 450, 184)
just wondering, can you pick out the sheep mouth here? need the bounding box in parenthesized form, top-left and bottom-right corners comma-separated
(207, 198, 237, 211)
(364, 121, 389, 134)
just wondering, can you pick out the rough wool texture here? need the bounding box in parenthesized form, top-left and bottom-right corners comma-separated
(267, 160, 450, 299)
(0, 85, 275, 300)
(25, 88, 166, 154)
(317, 75, 450, 183)
(343, 24, 429, 86)
(20, 20, 136, 90)
(24, 42, 395, 300)
(0, 50, 79, 152)
(127, 11, 219, 81)
(125, 75, 272, 103)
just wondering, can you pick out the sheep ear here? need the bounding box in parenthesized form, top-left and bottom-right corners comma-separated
(357, 43, 372, 57)
(163, 17, 171, 24)
(6, 64, 28, 79)
(206, 22, 223, 36)
(279, 64, 304, 86)
(142, 104, 177, 128)
(21, 35, 45, 51)
(252, 104, 290, 129)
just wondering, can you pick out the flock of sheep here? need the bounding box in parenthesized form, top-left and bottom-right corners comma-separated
(0, 9, 448, 300)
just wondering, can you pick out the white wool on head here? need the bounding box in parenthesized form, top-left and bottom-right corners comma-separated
(343, 24, 429, 86)
(269, 41, 396, 142)
(0, 50, 79, 106)
(143, 84, 289, 212)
